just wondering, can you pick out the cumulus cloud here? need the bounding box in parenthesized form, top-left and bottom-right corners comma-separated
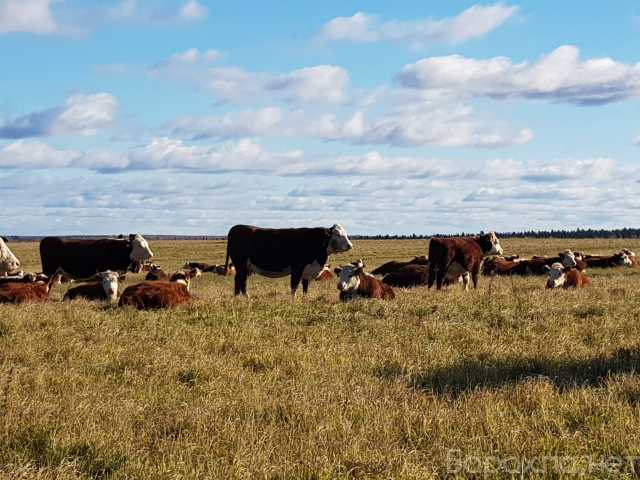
(106, 0, 207, 23)
(0, 0, 58, 34)
(398, 45, 640, 105)
(320, 3, 518, 46)
(485, 157, 617, 182)
(0, 93, 118, 139)
(178, 0, 208, 21)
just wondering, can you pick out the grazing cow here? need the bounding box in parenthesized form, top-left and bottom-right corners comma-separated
(0, 237, 20, 276)
(382, 264, 428, 288)
(427, 232, 503, 290)
(584, 252, 632, 268)
(371, 255, 429, 276)
(118, 268, 201, 309)
(335, 260, 395, 301)
(546, 263, 591, 289)
(0, 274, 60, 303)
(40, 234, 154, 280)
(225, 224, 353, 297)
(145, 265, 169, 281)
(63, 271, 123, 303)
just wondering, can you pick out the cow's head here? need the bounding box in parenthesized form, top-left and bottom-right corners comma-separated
(545, 262, 566, 289)
(558, 250, 577, 268)
(170, 267, 201, 290)
(334, 259, 364, 293)
(128, 234, 154, 272)
(97, 270, 122, 303)
(479, 232, 503, 256)
(622, 248, 636, 258)
(613, 251, 632, 266)
(327, 224, 353, 254)
(0, 236, 20, 275)
(573, 251, 586, 261)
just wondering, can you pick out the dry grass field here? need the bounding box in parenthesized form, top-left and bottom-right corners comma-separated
(1, 238, 640, 479)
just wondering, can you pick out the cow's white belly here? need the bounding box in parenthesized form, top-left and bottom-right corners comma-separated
(247, 260, 325, 280)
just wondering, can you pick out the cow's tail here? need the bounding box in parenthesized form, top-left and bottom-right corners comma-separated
(224, 238, 231, 271)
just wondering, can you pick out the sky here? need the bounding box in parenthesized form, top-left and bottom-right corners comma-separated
(0, 0, 639, 236)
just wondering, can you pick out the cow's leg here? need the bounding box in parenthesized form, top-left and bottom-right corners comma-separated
(302, 278, 310, 295)
(234, 260, 248, 297)
(461, 272, 470, 291)
(471, 264, 479, 289)
(290, 269, 303, 300)
(427, 265, 437, 289)
(435, 261, 448, 290)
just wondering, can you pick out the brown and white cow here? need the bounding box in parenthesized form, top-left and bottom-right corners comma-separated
(225, 224, 352, 298)
(335, 260, 395, 301)
(0, 273, 60, 303)
(40, 234, 154, 280)
(315, 265, 335, 282)
(545, 263, 591, 289)
(584, 252, 632, 268)
(118, 268, 201, 309)
(371, 255, 429, 276)
(0, 237, 20, 276)
(427, 232, 503, 290)
(622, 249, 638, 267)
(63, 271, 123, 303)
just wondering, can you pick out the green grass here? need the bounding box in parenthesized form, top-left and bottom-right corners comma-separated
(1, 238, 640, 478)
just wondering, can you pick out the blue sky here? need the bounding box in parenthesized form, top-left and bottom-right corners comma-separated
(1, 0, 639, 235)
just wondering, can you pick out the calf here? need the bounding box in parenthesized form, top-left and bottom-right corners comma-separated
(119, 268, 201, 309)
(546, 263, 591, 289)
(371, 255, 428, 276)
(63, 271, 123, 303)
(184, 261, 217, 272)
(145, 265, 169, 281)
(335, 260, 395, 301)
(0, 274, 59, 303)
(427, 232, 503, 290)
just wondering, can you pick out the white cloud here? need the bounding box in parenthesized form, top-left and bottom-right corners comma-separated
(265, 66, 349, 104)
(320, 3, 518, 46)
(0, 93, 118, 138)
(398, 45, 640, 105)
(171, 102, 533, 149)
(634, 134, 640, 146)
(0, 0, 58, 34)
(0, 140, 81, 168)
(178, 0, 208, 21)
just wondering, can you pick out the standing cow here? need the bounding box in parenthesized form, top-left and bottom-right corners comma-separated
(40, 234, 154, 280)
(427, 232, 503, 290)
(0, 237, 21, 276)
(225, 224, 353, 298)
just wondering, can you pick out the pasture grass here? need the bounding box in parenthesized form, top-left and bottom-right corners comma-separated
(1, 238, 640, 478)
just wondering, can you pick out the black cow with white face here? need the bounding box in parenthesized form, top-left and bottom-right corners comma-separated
(225, 224, 353, 298)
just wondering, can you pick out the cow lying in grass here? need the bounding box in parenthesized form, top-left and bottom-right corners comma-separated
(545, 263, 591, 289)
(0, 273, 60, 303)
(119, 268, 201, 309)
(0, 272, 48, 285)
(584, 251, 632, 268)
(335, 260, 395, 301)
(63, 271, 124, 303)
(371, 255, 429, 276)
(145, 265, 169, 281)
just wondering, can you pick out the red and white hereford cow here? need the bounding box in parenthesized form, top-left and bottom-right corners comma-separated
(545, 263, 591, 289)
(0, 237, 21, 277)
(427, 232, 504, 290)
(335, 260, 395, 301)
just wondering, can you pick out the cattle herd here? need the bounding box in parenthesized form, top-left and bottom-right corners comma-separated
(0, 227, 637, 309)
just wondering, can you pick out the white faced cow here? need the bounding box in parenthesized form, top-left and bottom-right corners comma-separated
(225, 224, 353, 298)
(0, 237, 20, 277)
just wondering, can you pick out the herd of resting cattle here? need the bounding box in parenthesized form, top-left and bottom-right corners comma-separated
(0, 225, 638, 309)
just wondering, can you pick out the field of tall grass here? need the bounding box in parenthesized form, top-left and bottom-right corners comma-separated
(1, 238, 640, 479)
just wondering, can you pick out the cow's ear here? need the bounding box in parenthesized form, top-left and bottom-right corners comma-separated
(334, 268, 342, 275)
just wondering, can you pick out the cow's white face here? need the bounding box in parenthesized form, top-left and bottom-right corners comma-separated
(617, 252, 632, 266)
(622, 249, 636, 258)
(327, 224, 353, 254)
(486, 232, 503, 256)
(546, 263, 566, 289)
(98, 271, 120, 302)
(0, 237, 20, 275)
(559, 250, 577, 268)
(130, 234, 154, 264)
(334, 260, 363, 292)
